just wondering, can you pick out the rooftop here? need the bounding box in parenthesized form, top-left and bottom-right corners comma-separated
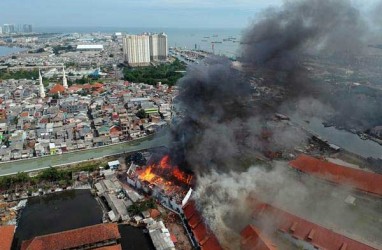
(289, 154, 382, 196)
(49, 84, 66, 94)
(183, 200, 223, 250)
(240, 225, 277, 250)
(251, 200, 377, 250)
(21, 223, 120, 250)
(0, 225, 16, 250)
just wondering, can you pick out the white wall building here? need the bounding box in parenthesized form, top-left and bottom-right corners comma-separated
(149, 33, 168, 61)
(123, 34, 150, 67)
(76, 45, 104, 51)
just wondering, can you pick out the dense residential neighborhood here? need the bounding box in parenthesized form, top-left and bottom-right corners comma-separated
(0, 76, 174, 161)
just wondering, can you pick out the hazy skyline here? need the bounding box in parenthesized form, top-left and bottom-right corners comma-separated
(0, 0, 283, 29)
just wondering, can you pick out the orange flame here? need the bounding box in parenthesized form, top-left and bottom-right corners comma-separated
(137, 155, 193, 187)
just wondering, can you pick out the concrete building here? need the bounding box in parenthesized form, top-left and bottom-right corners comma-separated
(149, 33, 168, 61)
(122, 34, 150, 67)
(2, 24, 15, 34)
(0, 26, 2, 34)
(76, 45, 104, 51)
(22, 24, 33, 33)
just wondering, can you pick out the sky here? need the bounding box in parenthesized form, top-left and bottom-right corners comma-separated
(0, 0, 284, 29)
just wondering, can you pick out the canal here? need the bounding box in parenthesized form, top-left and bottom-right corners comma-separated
(0, 133, 169, 176)
(12, 189, 103, 250)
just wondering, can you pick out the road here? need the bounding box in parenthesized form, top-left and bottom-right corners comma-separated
(0, 134, 169, 176)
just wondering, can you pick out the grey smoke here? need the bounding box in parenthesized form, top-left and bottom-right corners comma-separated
(194, 162, 382, 248)
(241, 0, 366, 66)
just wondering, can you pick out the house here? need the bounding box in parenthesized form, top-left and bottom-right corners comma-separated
(108, 160, 120, 170)
(49, 143, 57, 155)
(97, 125, 110, 136)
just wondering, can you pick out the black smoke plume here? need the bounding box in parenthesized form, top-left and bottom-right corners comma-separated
(170, 0, 370, 173)
(166, 0, 382, 247)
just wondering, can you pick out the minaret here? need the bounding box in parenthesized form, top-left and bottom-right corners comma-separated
(39, 69, 46, 98)
(62, 67, 68, 89)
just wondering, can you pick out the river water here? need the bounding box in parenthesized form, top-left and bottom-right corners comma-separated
(291, 115, 382, 159)
(0, 132, 169, 176)
(35, 27, 242, 57)
(0, 46, 25, 57)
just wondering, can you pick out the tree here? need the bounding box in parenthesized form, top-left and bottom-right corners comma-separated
(136, 109, 148, 119)
(14, 172, 29, 184)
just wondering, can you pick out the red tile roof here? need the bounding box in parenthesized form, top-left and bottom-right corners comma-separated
(49, 84, 66, 94)
(182, 201, 223, 250)
(94, 244, 122, 250)
(68, 85, 82, 92)
(20, 111, 29, 117)
(149, 208, 161, 219)
(289, 154, 382, 196)
(93, 82, 104, 89)
(82, 83, 93, 89)
(241, 225, 277, 250)
(21, 223, 120, 250)
(0, 225, 16, 250)
(201, 235, 224, 250)
(251, 201, 377, 250)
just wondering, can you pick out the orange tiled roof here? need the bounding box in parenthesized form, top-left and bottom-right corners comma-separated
(241, 225, 277, 250)
(49, 84, 66, 94)
(82, 83, 92, 89)
(93, 82, 104, 88)
(183, 201, 223, 250)
(0, 225, 16, 250)
(68, 85, 82, 92)
(251, 201, 377, 250)
(20, 111, 29, 117)
(21, 223, 120, 250)
(149, 208, 161, 219)
(289, 154, 382, 196)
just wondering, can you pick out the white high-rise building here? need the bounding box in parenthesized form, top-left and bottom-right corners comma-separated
(0, 27, 2, 34)
(123, 34, 150, 67)
(149, 33, 168, 61)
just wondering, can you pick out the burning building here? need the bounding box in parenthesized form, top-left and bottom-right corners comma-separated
(126, 155, 194, 213)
